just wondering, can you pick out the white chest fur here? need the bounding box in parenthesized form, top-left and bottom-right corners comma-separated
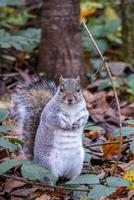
(49, 101, 86, 179)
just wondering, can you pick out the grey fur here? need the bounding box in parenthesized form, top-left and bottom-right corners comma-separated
(10, 80, 57, 159)
(11, 78, 89, 180)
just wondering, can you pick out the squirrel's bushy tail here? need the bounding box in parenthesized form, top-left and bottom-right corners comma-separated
(10, 80, 56, 160)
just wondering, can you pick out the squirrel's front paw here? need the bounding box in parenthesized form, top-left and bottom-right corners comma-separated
(72, 122, 80, 129)
(60, 120, 71, 130)
(72, 118, 85, 129)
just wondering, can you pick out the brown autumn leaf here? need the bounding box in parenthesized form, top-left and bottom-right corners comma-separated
(85, 130, 101, 139)
(11, 187, 38, 198)
(0, 149, 10, 161)
(11, 197, 24, 200)
(88, 91, 115, 122)
(16, 52, 26, 68)
(3, 179, 26, 193)
(36, 194, 50, 200)
(102, 136, 120, 159)
(109, 186, 126, 199)
(121, 103, 134, 117)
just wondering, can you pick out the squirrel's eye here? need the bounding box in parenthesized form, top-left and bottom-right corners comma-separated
(60, 87, 63, 92)
(77, 88, 80, 93)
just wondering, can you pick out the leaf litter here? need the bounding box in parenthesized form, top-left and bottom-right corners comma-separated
(0, 2, 134, 200)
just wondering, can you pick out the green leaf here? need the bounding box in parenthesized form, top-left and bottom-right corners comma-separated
(113, 127, 134, 138)
(84, 148, 92, 162)
(126, 75, 134, 95)
(17, 28, 41, 43)
(107, 176, 131, 187)
(82, 34, 108, 54)
(65, 174, 100, 185)
(6, 0, 24, 6)
(89, 25, 104, 38)
(73, 185, 88, 198)
(87, 19, 120, 38)
(0, 137, 18, 151)
(84, 125, 105, 133)
(84, 152, 92, 162)
(130, 141, 134, 153)
(90, 58, 103, 70)
(104, 19, 121, 36)
(7, 10, 28, 25)
(126, 119, 134, 123)
(0, 29, 11, 48)
(9, 137, 24, 146)
(88, 185, 116, 200)
(0, 0, 7, 7)
(0, 109, 9, 122)
(80, 197, 89, 200)
(0, 125, 14, 133)
(0, 159, 29, 174)
(0, 0, 24, 6)
(10, 28, 41, 51)
(11, 36, 29, 51)
(21, 163, 57, 183)
(98, 79, 120, 90)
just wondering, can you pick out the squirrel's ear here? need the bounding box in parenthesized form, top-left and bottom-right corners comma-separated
(76, 75, 80, 83)
(59, 75, 64, 84)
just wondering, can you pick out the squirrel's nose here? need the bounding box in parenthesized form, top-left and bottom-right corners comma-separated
(68, 99, 73, 104)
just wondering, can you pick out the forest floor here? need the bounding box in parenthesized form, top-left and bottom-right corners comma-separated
(0, 65, 134, 200)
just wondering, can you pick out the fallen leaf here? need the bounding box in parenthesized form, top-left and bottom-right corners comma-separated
(108, 61, 131, 76)
(119, 160, 134, 172)
(128, 190, 134, 199)
(102, 136, 120, 158)
(36, 194, 50, 200)
(85, 130, 101, 139)
(11, 187, 38, 197)
(4, 179, 26, 193)
(121, 103, 134, 117)
(11, 198, 24, 200)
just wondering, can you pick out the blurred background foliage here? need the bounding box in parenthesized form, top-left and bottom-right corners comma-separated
(0, 0, 133, 101)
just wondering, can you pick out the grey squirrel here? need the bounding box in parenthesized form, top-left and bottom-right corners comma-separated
(11, 76, 89, 180)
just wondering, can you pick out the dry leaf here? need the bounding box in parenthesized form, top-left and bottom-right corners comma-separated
(119, 160, 134, 172)
(4, 179, 26, 193)
(108, 61, 130, 76)
(81, 7, 96, 17)
(121, 103, 134, 117)
(102, 136, 120, 159)
(11, 187, 38, 197)
(11, 197, 24, 200)
(85, 130, 101, 139)
(36, 194, 50, 200)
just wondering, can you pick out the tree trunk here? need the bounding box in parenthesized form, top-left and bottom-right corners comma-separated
(121, 0, 134, 65)
(37, 0, 87, 85)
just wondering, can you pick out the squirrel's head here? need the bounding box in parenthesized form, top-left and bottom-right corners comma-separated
(58, 75, 82, 105)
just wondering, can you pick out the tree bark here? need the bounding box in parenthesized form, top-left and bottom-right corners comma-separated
(121, 0, 134, 65)
(37, 0, 87, 85)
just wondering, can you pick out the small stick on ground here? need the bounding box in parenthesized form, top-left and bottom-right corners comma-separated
(82, 20, 123, 175)
(1, 173, 90, 192)
(86, 138, 133, 148)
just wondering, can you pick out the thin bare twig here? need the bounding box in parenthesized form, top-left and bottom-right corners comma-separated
(1, 174, 90, 192)
(82, 20, 123, 174)
(86, 138, 133, 148)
